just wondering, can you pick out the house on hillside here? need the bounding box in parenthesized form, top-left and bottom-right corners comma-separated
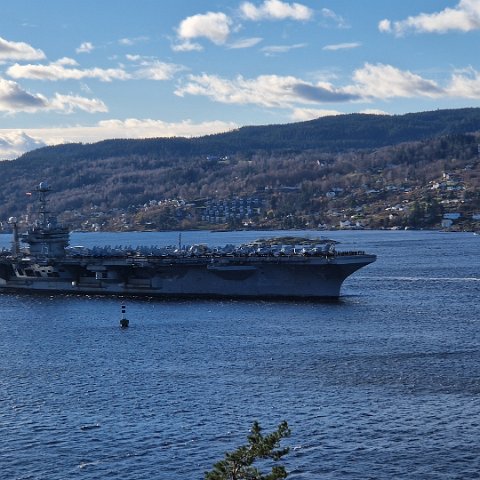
(339, 219, 364, 229)
(441, 212, 461, 229)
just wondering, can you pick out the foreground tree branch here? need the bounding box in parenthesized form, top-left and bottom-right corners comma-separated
(205, 421, 291, 480)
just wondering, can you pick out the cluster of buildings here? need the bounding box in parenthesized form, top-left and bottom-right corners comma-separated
(441, 212, 480, 229)
(1, 164, 478, 232)
(430, 172, 465, 192)
(199, 197, 263, 225)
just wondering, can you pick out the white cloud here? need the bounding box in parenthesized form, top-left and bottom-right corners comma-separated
(96, 118, 237, 138)
(118, 36, 148, 46)
(171, 40, 204, 52)
(0, 131, 46, 160)
(7, 58, 130, 82)
(378, 19, 392, 33)
(291, 108, 342, 121)
(228, 37, 263, 49)
(76, 42, 94, 54)
(175, 73, 358, 107)
(261, 43, 307, 55)
(0, 78, 48, 112)
(240, 0, 312, 21)
(321, 8, 349, 28)
(309, 69, 341, 83)
(322, 42, 361, 51)
(447, 66, 480, 97)
(175, 73, 303, 107)
(119, 38, 135, 46)
(0, 77, 107, 114)
(0, 36, 45, 61)
(175, 63, 480, 111)
(126, 57, 186, 80)
(49, 94, 107, 113)
(7, 57, 184, 82)
(360, 109, 391, 115)
(0, 119, 239, 159)
(176, 12, 232, 45)
(125, 54, 141, 62)
(349, 63, 444, 99)
(379, 0, 480, 35)
(55, 57, 79, 66)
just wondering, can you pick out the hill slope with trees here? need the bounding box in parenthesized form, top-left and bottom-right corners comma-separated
(0, 108, 479, 231)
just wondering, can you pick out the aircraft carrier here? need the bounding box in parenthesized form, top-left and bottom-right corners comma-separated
(0, 183, 376, 299)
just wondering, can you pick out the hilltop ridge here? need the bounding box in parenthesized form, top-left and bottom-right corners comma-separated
(11, 107, 480, 164)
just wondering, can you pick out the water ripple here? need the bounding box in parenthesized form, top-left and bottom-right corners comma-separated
(1, 231, 480, 479)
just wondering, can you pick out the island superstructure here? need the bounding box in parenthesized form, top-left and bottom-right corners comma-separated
(0, 183, 376, 299)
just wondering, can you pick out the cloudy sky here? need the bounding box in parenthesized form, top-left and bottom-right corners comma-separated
(1, 0, 480, 159)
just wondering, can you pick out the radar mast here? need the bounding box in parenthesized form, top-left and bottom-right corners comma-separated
(20, 182, 70, 259)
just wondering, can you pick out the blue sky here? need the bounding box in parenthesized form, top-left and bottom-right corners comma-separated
(1, 0, 480, 159)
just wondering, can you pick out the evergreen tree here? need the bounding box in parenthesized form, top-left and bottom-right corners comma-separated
(408, 201, 424, 228)
(205, 421, 291, 480)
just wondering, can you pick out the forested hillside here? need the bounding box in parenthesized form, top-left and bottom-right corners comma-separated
(1, 108, 479, 231)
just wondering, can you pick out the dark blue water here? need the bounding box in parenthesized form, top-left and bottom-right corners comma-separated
(1, 231, 479, 479)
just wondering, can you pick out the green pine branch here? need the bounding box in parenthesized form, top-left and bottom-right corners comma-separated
(205, 421, 291, 480)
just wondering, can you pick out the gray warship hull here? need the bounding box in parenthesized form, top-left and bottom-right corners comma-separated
(0, 252, 375, 299)
(0, 182, 376, 300)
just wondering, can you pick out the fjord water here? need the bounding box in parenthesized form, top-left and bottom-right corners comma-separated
(1, 230, 479, 479)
